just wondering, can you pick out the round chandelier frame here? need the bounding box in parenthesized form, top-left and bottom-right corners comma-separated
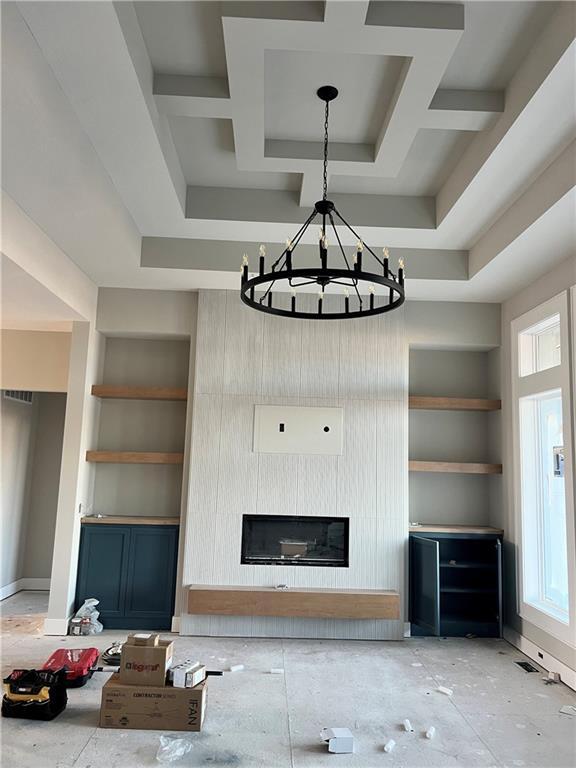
(240, 86, 406, 320)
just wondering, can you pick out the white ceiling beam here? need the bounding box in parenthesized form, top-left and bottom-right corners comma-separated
(424, 89, 504, 131)
(186, 187, 435, 231)
(141, 236, 468, 282)
(153, 74, 232, 118)
(469, 140, 576, 278)
(437, 4, 576, 227)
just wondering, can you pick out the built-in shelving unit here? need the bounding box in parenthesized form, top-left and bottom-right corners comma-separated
(91, 385, 187, 401)
(86, 450, 184, 464)
(409, 349, 502, 526)
(409, 396, 501, 411)
(409, 460, 502, 474)
(87, 337, 190, 519)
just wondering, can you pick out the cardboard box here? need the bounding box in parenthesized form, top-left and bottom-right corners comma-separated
(127, 633, 159, 647)
(100, 674, 207, 731)
(321, 727, 355, 754)
(169, 660, 206, 689)
(119, 636, 173, 687)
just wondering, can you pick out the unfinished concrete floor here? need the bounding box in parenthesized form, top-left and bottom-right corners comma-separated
(1, 592, 575, 768)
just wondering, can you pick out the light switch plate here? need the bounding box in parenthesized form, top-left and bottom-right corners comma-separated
(253, 405, 343, 455)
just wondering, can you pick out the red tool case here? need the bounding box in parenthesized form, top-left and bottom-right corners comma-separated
(42, 648, 100, 688)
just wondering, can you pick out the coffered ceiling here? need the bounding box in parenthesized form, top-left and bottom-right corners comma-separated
(2, 1, 575, 301)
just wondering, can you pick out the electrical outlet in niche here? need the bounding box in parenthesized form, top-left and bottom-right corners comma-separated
(253, 405, 343, 455)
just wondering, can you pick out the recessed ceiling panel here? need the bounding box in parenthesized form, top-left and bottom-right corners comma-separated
(264, 50, 407, 144)
(330, 129, 475, 197)
(134, 1, 227, 77)
(169, 116, 299, 190)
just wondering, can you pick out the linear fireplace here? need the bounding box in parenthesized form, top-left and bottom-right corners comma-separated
(241, 515, 349, 567)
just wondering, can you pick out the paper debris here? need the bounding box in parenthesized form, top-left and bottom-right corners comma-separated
(384, 739, 396, 753)
(559, 705, 576, 716)
(228, 664, 244, 673)
(425, 726, 436, 740)
(411, 662, 423, 667)
(437, 686, 453, 696)
(403, 719, 414, 732)
(270, 668, 284, 674)
(543, 671, 560, 684)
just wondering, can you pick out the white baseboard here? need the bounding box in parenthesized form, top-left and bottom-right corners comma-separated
(43, 617, 71, 636)
(171, 615, 181, 633)
(504, 626, 576, 691)
(0, 578, 50, 600)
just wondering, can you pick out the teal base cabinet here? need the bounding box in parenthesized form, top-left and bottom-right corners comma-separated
(409, 531, 502, 638)
(76, 523, 179, 630)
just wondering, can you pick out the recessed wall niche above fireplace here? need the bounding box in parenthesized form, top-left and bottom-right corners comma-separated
(241, 515, 349, 567)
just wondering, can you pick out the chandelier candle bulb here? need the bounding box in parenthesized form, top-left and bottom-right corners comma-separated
(383, 247, 389, 278)
(369, 284, 375, 310)
(241, 254, 249, 282)
(291, 288, 296, 313)
(398, 258, 405, 284)
(267, 292, 273, 308)
(318, 290, 323, 315)
(355, 243, 362, 271)
(344, 288, 350, 314)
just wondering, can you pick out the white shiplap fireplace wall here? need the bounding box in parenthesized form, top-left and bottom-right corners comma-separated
(181, 290, 408, 639)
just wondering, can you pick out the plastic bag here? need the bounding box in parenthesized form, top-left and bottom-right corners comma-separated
(71, 599, 103, 634)
(156, 735, 193, 763)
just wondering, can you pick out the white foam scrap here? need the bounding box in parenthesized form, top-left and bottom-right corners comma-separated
(402, 719, 413, 732)
(411, 662, 423, 667)
(559, 705, 576, 716)
(270, 668, 284, 674)
(384, 739, 396, 753)
(437, 686, 453, 696)
(425, 726, 436, 740)
(228, 664, 244, 673)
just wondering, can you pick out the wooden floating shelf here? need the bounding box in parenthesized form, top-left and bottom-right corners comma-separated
(410, 525, 503, 535)
(409, 396, 501, 411)
(187, 585, 400, 620)
(86, 451, 184, 465)
(409, 460, 502, 475)
(91, 385, 187, 401)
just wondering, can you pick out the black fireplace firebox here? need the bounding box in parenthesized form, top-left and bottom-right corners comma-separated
(241, 515, 349, 567)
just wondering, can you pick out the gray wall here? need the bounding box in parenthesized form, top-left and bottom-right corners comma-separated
(1, 392, 66, 589)
(409, 350, 501, 525)
(1, 395, 35, 588)
(181, 290, 408, 640)
(23, 393, 66, 579)
(92, 337, 190, 517)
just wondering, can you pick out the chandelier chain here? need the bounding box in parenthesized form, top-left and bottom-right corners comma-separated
(323, 99, 329, 201)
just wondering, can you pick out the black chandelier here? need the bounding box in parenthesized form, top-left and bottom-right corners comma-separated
(240, 86, 406, 320)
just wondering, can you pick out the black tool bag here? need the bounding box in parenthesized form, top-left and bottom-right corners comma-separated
(2, 669, 68, 720)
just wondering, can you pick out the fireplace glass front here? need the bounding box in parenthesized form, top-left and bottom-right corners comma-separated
(241, 515, 349, 567)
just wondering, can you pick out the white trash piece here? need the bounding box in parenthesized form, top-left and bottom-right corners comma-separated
(425, 726, 436, 740)
(229, 664, 244, 673)
(403, 719, 414, 732)
(384, 739, 396, 753)
(437, 685, 453, 696)
(559, 705, 576, 716)
(156, 735, 192, 763)
(270, 668, 285, 674)
(320, 727, 355, 754)
(411, 662, 423, 667)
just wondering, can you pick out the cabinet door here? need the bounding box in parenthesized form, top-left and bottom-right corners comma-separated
(496, 538, 503, 637)
(76, 525, 130, 617)
(124, 526, 178, 622)
(410, 535, 440, 636)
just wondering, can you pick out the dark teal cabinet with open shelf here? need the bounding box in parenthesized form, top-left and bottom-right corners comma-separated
(76, 522, 179, 630)
(409, 529, 502, 637)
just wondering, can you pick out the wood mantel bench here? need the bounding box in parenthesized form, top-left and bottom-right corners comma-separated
(187, 585, 400, 620)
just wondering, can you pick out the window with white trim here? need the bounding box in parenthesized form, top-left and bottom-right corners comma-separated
(512, 292, 575, 647)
